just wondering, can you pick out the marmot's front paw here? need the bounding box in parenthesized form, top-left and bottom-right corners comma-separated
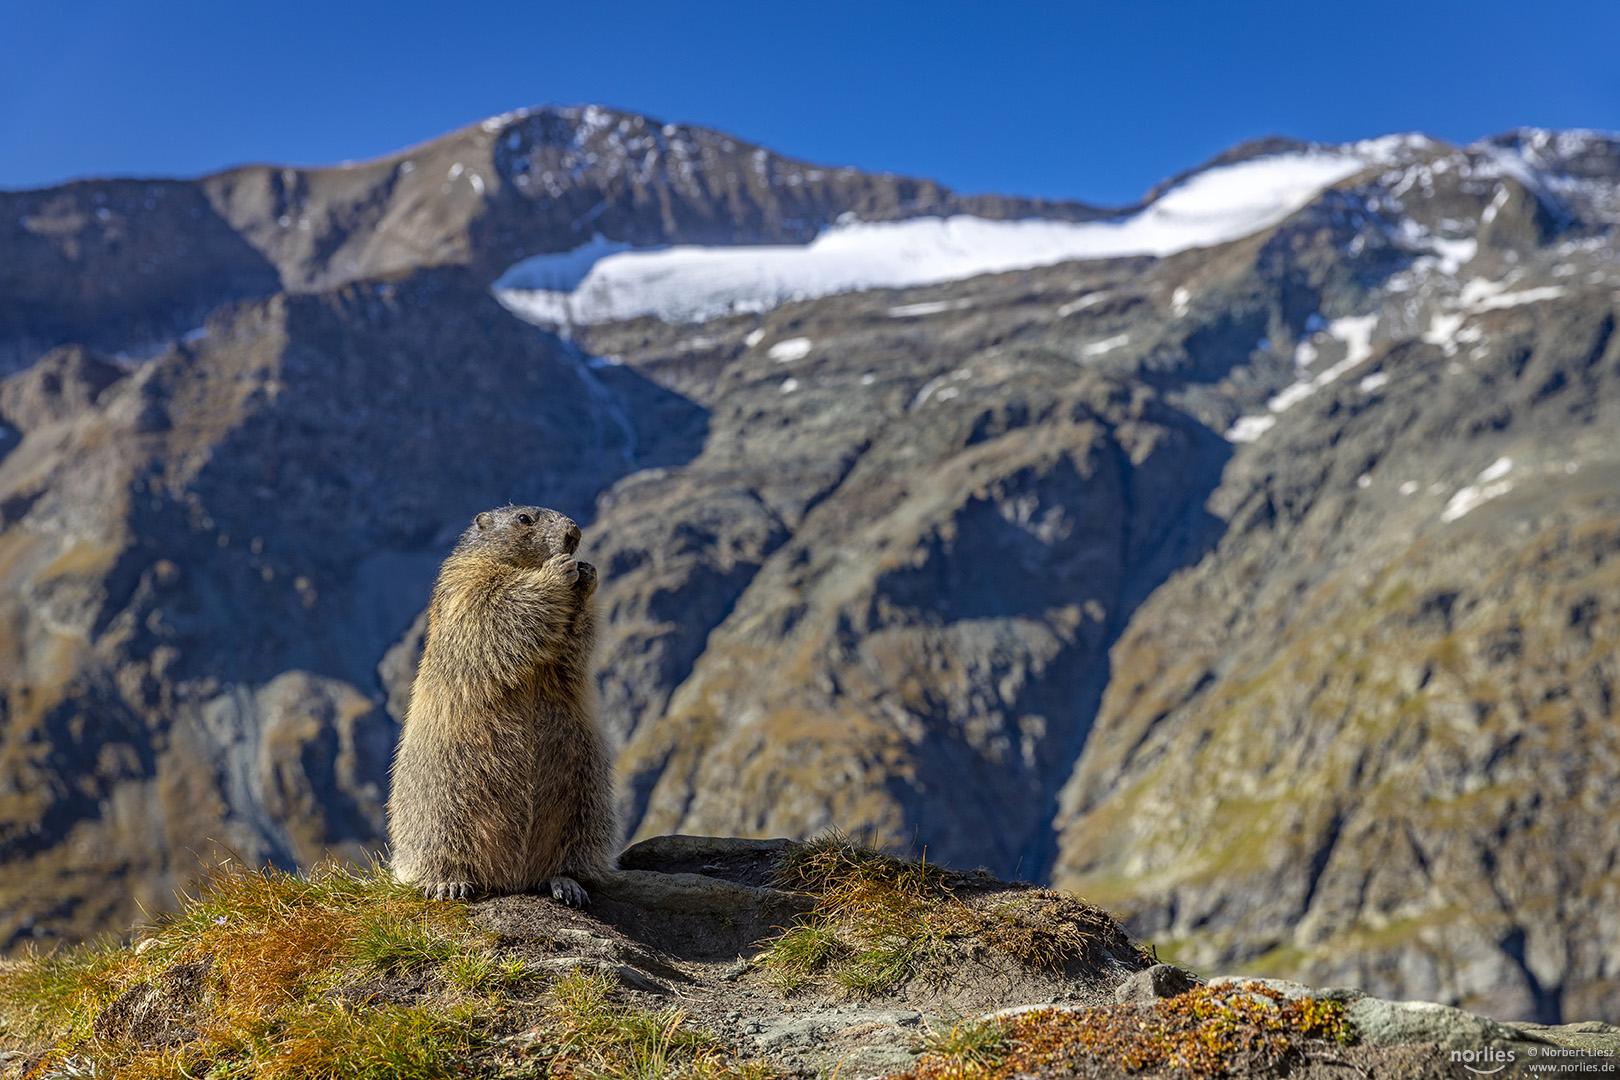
(547, 875, 590, 907)
(425, 880, 474, 901)
(551, 555, 580, 585)
(574, 560, 597, 598)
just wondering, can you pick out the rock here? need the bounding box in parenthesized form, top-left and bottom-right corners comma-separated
(474, 840, 817, 966)
(750, 1008, 934, 1078)
(91, 958, 213, 1045)
(0, 344, 124, 431)
(617, 834, 797, 888)
(589, 869, 815, 961)
(1507, 1020, 1620, 1053)
(1344, 996, 1543, 1049)
(1114, 963, 1201, 1004)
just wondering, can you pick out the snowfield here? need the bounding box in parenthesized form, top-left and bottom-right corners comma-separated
(495, 147, 1386, 326)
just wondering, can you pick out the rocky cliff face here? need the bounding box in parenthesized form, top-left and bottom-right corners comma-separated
(2, 109, 1616, 1024)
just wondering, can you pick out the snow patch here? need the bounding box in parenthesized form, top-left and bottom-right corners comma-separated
(1056, 292, 1109, 317)
(911, 369, 972, 409)
(1474, 285, 1567, 311)
(1423, 311, 1467, 353)
(1454, 278, 1568, 314)
(1441, 458, 1515, 523)
(1430, 237, 1477, 273)
(1225, 414, 1277, 443)
(1442, 481, 1513, 522)
(1359, 371, 1390, 392)
(1225, 314, 1379, 441)
(1480, 185, 1510, 224)
(497, 235, 636, 292)
(494, 148, 1372, 325)
(1330, 315, 1378, 368)
(888, 298, 974, 318)
(767, 337, 813, 362)
(1082, 333, 1130, 357)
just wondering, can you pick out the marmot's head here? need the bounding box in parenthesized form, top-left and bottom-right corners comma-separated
(454, 505, 580, 568)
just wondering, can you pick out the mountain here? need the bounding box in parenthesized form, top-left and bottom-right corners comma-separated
(1, 106, 1616, 1025)
(1, 104, 1098, 371)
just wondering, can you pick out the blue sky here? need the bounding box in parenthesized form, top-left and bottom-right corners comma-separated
(3, 0, 1617, 206)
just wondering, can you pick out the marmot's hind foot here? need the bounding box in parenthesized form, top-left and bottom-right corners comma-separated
(425, 880, 475, 901)
(547, 875, 590, 907)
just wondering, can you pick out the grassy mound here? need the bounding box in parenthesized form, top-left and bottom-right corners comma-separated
(757, 832, 1152, 996)
(0, 836, 1355, 1080)
(0, 859, 771, 1080)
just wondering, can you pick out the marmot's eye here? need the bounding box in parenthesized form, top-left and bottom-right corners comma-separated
(517, 513, 534, 526)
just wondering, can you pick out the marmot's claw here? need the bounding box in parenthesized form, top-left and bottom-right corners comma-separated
(426, 881, 474, 901)
(574, 561, 597, 596)
(548, 875, 590, 907)
(553, 555, 580, 584)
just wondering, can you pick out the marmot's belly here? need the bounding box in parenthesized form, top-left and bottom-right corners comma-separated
(518, 715, 595, 883)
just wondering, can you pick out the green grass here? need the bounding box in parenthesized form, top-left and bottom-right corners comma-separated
(913, 1016, 1009, 1075)
(757, 922, 848, 993)
(214, 1002, 479, 1080)
(0, 937, 130, 1046)
(350, 919, 458, 976)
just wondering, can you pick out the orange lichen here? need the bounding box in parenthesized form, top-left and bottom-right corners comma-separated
(894, 983, 1351, 1080)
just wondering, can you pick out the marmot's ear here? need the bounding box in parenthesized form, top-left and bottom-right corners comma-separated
(475, 512, 493, 530)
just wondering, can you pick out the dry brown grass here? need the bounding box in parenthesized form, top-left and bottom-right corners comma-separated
(0, 856, 498, 1079)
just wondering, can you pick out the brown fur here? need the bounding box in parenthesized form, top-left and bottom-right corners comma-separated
(387, 505, 618, 904)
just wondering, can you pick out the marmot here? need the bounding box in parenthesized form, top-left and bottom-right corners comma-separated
(387, 505, 618, 905)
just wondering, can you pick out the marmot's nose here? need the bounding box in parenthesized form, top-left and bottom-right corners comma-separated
(561, 523, 581, 554)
